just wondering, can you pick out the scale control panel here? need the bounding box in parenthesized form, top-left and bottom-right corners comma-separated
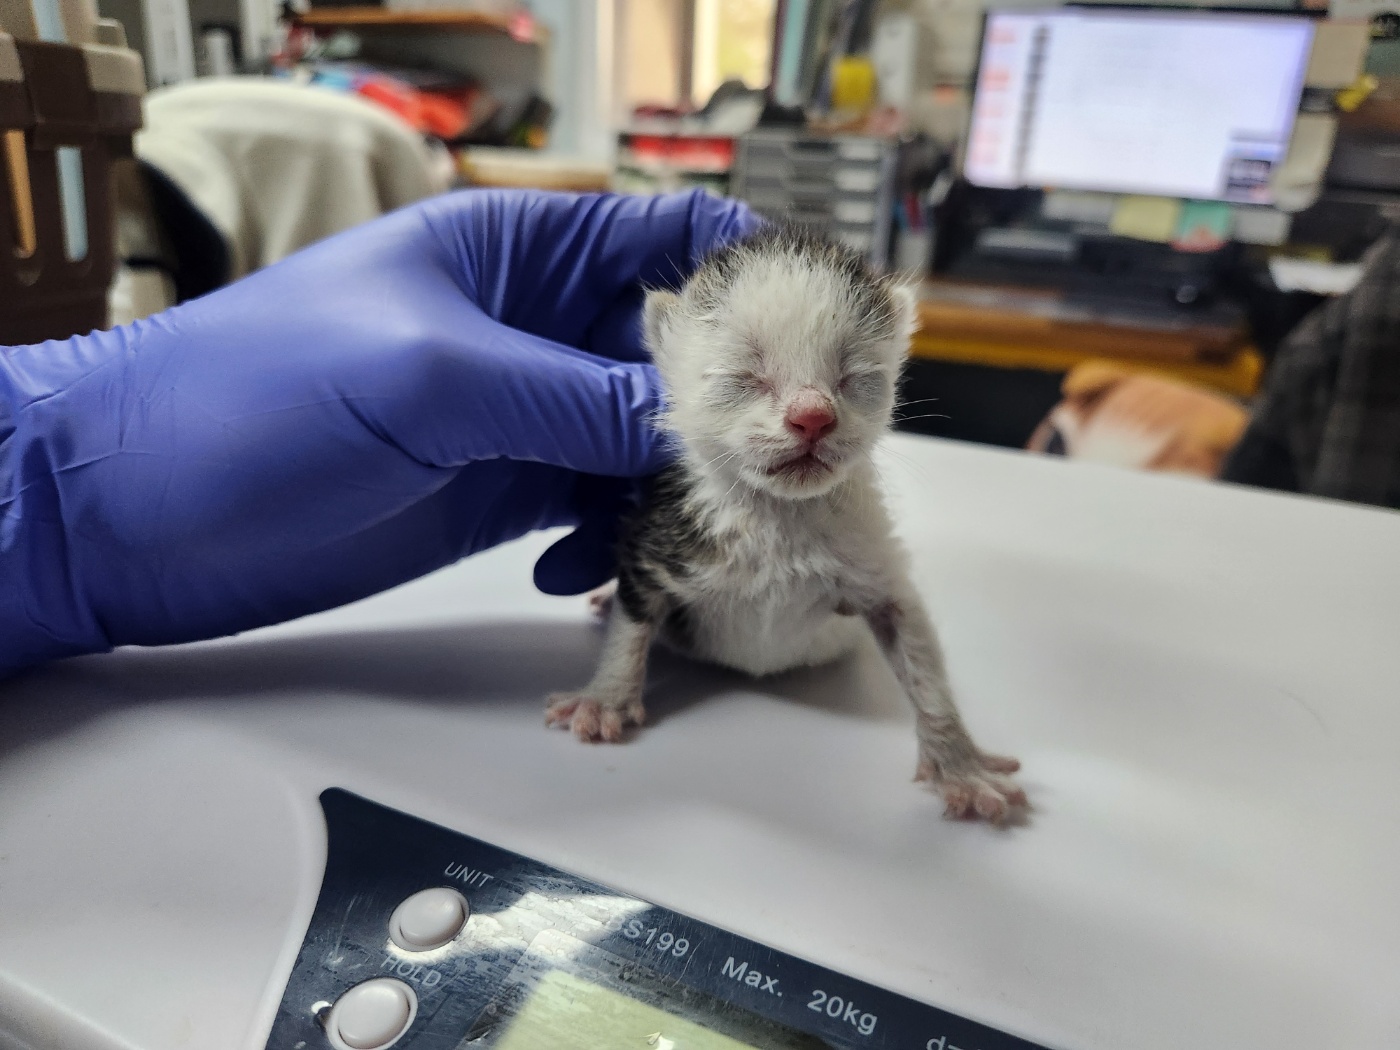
(266, 790, 1055, 1050)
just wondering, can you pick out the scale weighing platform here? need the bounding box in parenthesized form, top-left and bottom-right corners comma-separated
(1, 435, 1397, 1050)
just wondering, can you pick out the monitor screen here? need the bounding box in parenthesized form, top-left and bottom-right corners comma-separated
(963, 8, 1315, 203)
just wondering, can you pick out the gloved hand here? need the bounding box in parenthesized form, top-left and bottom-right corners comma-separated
(0, 189, 759, 678)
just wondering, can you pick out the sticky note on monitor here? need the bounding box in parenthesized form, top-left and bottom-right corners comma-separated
(1042, 190, 1118, 225)
(1233, 207, 1291, 246)
(1173, 200, 1234, 252)
(1109, 196, 1183, 243)
(1272, 113, 1337, 212)
(1305, 21, 1371, 89)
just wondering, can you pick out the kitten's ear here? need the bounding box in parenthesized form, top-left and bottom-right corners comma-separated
(886, 283, 919, 341)
(643, 290, 682, 359)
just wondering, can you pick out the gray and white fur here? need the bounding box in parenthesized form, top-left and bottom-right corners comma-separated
(546, 227, 1026, 823)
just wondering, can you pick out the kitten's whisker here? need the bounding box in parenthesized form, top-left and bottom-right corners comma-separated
(702, 449, 741, 470)
(719, 473, 747, 506)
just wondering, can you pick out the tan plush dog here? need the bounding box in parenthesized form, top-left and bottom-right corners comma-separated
(1028, 361, 1249, 477)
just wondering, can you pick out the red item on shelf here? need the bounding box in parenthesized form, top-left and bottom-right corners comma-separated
(354, 74, 492, 140)
(623, 135, 735, 173)
(355, 75, 422, 128)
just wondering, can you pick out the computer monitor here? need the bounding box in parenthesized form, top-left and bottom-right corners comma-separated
(963, 8, 1315, 204)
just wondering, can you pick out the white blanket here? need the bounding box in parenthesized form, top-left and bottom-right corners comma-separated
(111, 76, 449, 322)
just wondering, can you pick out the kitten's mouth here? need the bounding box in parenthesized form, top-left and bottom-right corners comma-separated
(766, 450, 834, 481)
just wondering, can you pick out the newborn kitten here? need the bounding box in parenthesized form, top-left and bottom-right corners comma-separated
(547, 226, 1025, 823)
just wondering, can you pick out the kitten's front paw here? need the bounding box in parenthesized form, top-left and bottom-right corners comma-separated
(916, 752, 1027, 824)
(586, 581, 616, 620)
(914, 714, 1026, 824)
(545, 691, 645, 743)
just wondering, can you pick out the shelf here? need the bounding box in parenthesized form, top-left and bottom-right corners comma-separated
(458, 148, 611, 192)
(297, 8, 542, 42)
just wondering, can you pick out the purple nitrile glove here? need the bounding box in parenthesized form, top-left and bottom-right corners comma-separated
(0, 189, 759, 678)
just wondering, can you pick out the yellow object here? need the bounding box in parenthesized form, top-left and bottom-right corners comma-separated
(495, 970, 763, 1050)
(830, 56, 877, 112)
(1336, 74, 1379, 113)
(1109, 196, 1183, 243)
(3, 130, 36, 259)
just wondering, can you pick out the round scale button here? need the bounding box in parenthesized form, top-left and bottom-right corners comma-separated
(388, 887, 470, 952)
(325, 978, 416, 1050)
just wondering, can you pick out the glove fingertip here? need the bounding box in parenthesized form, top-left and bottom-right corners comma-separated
(533, 527, 616, 596)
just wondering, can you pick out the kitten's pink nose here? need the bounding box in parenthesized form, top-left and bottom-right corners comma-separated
(785, 395, 837, 443)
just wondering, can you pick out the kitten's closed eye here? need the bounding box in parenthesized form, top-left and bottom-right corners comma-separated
(705, 369, 773, 409)
(839, 370, 888, 406)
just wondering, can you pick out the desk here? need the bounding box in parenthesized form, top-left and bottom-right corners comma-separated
(1, 435, 1397, 1050)
(912, 281, 1264, 399)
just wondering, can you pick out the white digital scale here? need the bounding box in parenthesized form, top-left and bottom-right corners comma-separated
(1, 434, 1397, 1050)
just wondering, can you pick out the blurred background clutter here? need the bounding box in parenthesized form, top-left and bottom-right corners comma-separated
(5, 0, 1400, 507)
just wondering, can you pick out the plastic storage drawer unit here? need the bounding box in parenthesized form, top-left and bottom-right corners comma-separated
(730, 129, 895, 268)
